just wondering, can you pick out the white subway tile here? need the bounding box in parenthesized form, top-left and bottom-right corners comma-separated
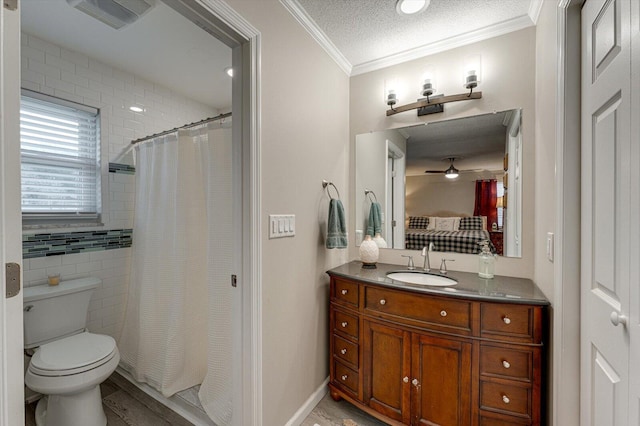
(29, 256, 62, 269)
(21, 69, 45, 86)
(62, 253, 91, 265)
(76, 261, 103, 274)
(75, 85, 100, 101)
(53, 89, 84, 104)
(89, 80, 115, 96)
(102, 75, 125, 91)
(23, 268, 47, 285)
(45, 53, 75, 73)
(28, 59, 60, 80)
(75, 65, 103, 83)
(61, 48, 89, 68)
(21, 45, 45, 63)
(28, 35, 61, 56)
(61, 70, 89, 88)
(44, 76, 75, 94)
(88, 58, 113, 76)
(110, 182, 125, 193)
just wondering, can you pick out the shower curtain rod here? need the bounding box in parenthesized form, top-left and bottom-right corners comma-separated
(130, 112, 232, 145)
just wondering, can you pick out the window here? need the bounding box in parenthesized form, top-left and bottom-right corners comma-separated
(20, 90, 101, 225)
(496, 181, 504, 228)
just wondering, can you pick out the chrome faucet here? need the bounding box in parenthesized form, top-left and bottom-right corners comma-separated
(421, 242, 434, 271)
(401, 255, 415, 270)
(440, 258, 455, 274)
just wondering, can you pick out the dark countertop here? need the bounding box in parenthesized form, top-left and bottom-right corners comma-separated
(327, 261, 550, 306)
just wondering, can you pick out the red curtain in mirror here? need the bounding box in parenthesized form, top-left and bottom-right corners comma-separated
(473, 179, 497, 228)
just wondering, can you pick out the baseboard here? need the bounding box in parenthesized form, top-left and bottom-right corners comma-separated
(285, 377, 329, 426)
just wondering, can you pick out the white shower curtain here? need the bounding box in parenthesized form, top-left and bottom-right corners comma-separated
(118, 123, 233, 425)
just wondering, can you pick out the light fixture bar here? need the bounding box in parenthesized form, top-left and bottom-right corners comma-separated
(386, 91, 482, 116)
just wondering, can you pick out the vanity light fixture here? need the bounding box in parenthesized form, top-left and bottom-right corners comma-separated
(396, 0, 430, 16)
(385, 58, 483, 117)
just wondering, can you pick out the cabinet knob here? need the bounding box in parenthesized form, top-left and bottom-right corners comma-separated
(440, 310, 447, 317)
(341, 321, 348, 328)
(502, 395, 510, 404)
(380, 299, 386, 305)
(341, 375, 348, 381)
(403, 376, 409, 383)
(341, 289, 348, 295)
(340, 348, 347, 355)
(503, 316, 511, 325)
(502, 360, 511, 369)
(412, 378, 419, 386)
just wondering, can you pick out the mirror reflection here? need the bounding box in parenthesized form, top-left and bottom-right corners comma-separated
(355, 109, 522, 258)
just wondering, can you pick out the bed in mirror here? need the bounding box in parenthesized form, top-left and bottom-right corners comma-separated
(355, 109, 523, 258)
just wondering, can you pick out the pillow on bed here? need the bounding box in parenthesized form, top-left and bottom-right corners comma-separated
(408, 216, 429, 229)
(459, 216, 484, 230)
(427, 217, 437, 230)
(435, 217, 456, 231)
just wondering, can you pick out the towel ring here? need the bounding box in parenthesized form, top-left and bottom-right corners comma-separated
(322, 180, 341, 200)
(364, 189, 378, 203)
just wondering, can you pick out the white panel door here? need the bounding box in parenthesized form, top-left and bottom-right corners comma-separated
(0, 2, 25, 426)
(627, 0, 640, 423)
(581, 0, 632, 425)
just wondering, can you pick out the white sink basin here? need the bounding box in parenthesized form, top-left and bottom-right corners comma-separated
(387, 272, 457, 287)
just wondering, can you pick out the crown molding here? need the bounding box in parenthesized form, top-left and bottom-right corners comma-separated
(528, 0, 544, 24)
(279, 0, 352, 75)
(351, 15, 535, 76)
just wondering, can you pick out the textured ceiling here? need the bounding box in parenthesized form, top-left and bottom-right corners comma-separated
(295, 0, 534, 71)
(20, 0, 232, 109)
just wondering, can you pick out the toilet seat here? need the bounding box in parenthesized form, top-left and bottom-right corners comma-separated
(29, 332, 116, 377)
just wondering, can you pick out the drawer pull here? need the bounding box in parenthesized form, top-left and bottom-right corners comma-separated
(341, 289, 348, 295)
(340, 348, 347, 355)
(502, 395, 510, 404)
(341, 321, 348, 328)
(440, 310, 447, 317)
(380, 299, 386, 305)
(502, 360, 511, 369)
(412, 378, 420, 387)
(341, 375, 348, 381)
(503, 316, 511, 325)
(403, 376, 409, 383)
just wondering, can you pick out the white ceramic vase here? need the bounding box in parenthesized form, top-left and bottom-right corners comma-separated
(359, 235, 379, 268)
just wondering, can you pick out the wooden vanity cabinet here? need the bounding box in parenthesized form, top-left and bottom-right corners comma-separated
(328, 275, 546, 426)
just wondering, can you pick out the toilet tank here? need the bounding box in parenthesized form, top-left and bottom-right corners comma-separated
(23, 277, 101, 349)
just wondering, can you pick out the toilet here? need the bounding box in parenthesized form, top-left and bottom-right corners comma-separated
(23, 277, 120, 426)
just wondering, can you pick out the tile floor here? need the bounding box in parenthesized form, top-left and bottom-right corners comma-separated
(25, 374, 384, 426)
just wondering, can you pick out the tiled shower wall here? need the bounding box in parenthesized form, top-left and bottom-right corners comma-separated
(20, 32, 218, 339)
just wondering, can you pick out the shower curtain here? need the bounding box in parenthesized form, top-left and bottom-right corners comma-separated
(118, 122, 233, 425)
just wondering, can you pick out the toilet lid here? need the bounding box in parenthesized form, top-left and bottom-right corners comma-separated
(30, 332, 116, 372)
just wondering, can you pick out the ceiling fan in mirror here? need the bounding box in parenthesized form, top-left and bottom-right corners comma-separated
(424, 157, 483, 179)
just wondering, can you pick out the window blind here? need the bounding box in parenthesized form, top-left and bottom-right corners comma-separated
(20, 92, 100, 223)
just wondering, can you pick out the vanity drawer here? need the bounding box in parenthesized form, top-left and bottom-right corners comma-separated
(480, 344, 533, 382)
(332, 278, 359, 308)
(332, 334, 359, 367)
(364, 286, 471, 331)
(333, 308, 359, 339)
(333, 360, 359, 395)
(480, 381, 531, 419)
(479, 416, 527, 425)
(481, 303, 537, 343)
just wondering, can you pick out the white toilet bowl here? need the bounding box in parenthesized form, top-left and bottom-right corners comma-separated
(25, 332, 120, 426)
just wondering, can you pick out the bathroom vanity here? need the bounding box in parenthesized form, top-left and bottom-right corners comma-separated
(327, 262, 549, 426)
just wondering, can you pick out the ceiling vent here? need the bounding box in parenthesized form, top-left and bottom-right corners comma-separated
(67, 0, 155, 29)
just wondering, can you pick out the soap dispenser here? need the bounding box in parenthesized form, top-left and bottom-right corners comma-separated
(478, 240, 495, 279)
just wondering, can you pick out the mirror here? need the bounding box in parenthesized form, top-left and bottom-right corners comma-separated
(355, 109, 522, 257)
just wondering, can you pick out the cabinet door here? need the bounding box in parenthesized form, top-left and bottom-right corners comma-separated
(363, 320, 411, 424)
(411, 333, 472, 426)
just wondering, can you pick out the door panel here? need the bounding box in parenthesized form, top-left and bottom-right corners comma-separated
(363, 320, 411, 424)
(412, 333, 472, 426)
(581, 0, 632, 425)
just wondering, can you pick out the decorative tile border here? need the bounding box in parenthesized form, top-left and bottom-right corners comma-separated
(23, 229, 133, 259)
(109, 162, 135, 174)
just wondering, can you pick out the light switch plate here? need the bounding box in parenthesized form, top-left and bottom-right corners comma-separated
(546, 232, 554, 262)
(269, 214, 296, 239)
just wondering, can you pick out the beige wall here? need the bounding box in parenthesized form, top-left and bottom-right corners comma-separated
(534, 2, 558, 302)
(350, 28, 536, 278)
(406, 174, 477, 218)
(223, 1, 350, 425)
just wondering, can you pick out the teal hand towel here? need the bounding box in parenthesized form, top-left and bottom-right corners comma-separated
(326, 199, 348, 249)
(366, 202, 382, 237)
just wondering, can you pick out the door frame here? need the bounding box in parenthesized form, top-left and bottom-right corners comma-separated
(554, 0, 583, 425)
